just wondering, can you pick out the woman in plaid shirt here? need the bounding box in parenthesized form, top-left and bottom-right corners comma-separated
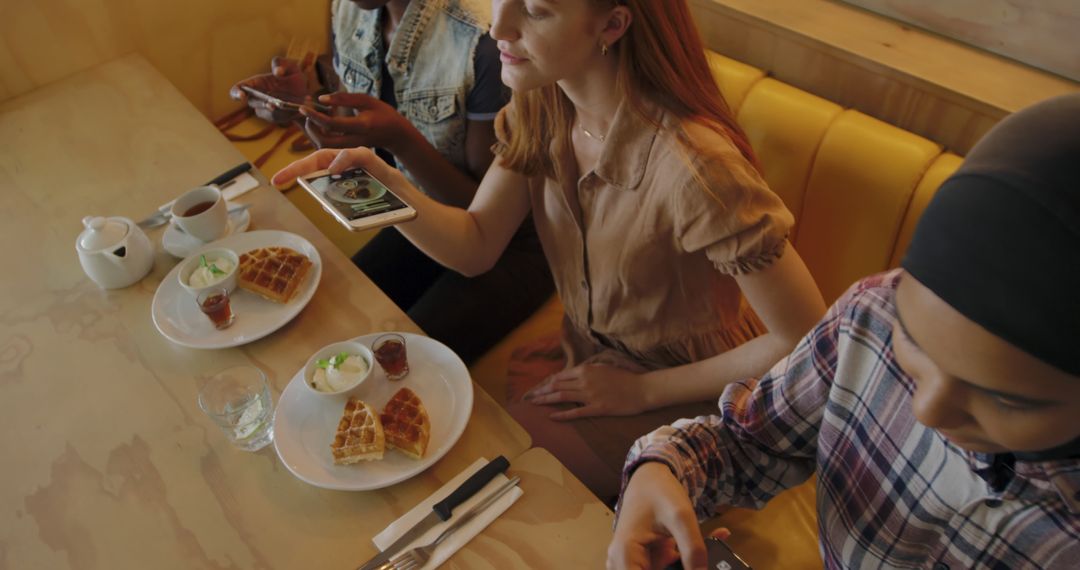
(609, 95, 1080, 570)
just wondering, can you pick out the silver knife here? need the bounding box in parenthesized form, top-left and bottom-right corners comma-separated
(357, 456, 510, 570)
(410, 475, 522, 552)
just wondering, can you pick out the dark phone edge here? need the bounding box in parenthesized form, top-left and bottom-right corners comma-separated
(663, 536, 752, 570)
(277, 100, 334, 114)
(240, 85, 332, 113)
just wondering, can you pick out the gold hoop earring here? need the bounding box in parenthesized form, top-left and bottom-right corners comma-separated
(601, 42, 609, 56)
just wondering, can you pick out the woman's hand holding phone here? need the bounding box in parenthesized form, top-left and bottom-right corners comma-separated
(273, 147, 408, 190)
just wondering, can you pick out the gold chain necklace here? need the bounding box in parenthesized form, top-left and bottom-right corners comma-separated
(578, 121, 607, 143)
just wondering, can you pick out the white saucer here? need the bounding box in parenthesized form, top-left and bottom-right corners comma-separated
(162, 204, 251, 258)
(273, 333, 474, 491)
(151, 230, 321, 349)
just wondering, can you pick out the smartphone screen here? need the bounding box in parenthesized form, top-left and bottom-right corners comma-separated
(302, 169, 410, 222)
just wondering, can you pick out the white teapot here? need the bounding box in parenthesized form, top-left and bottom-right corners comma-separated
(76, 216, 154, 289)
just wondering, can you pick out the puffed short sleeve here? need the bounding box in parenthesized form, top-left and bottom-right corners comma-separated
(673, 140, 793, 275)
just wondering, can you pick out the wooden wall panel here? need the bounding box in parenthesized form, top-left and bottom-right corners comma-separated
(688, 0, 1079, 154)
(839, 0, 1080, 82)
(0, 0, 331, 119)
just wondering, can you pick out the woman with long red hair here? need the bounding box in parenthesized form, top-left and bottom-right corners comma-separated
(274, 0, 826, 498)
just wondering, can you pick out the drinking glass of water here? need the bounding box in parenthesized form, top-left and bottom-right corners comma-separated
(198, 365, 274, 451)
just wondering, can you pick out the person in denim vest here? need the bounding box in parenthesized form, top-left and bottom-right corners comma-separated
(231, 0, 553, 364)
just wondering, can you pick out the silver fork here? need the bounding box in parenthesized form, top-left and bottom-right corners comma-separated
(388, 475, 522, 570)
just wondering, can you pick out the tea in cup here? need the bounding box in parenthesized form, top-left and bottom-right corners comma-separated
(171, 185, 227, 242)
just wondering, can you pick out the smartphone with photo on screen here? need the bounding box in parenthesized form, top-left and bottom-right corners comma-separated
(297, 168, 417, 232)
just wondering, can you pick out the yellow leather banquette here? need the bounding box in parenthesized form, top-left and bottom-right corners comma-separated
(468, 52, 966, 569)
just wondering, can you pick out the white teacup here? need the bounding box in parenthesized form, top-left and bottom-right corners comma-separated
(171, 186, 227, 242)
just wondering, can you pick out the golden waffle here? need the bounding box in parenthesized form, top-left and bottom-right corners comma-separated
(237, 246, 312, 303)
(331, 397, 385, 464)
(380, 388, 430, 460)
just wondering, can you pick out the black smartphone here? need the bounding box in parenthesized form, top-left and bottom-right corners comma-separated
(664, 536, 752, 570)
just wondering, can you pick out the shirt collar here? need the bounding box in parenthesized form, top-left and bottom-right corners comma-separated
(968, 451, 1080, 515)
(384, 0, 440, 75)
(591, 97, 665, 191)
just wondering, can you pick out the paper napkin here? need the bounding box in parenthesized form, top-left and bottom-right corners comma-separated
(220, 172, 259, 201)
(372, 457, 524, 570)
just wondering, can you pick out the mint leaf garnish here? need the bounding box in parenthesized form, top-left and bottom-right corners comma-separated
(200, 255, 208, 268)
(317, 352, 351, 372)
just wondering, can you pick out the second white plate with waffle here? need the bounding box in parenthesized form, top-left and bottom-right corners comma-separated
(151, 230, 322, 349)
(273, 333, 474, 491)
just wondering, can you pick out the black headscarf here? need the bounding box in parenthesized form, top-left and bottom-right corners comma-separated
(901, 94, 1080, 378)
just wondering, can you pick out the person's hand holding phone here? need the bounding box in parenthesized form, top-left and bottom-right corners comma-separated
(300, 92, 412, 151)
(608, 462, 716, 570)
(272, 147, 411, 193)
(229, 57, 308, 125)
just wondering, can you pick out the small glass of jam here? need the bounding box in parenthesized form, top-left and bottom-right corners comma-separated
(197, 287, 235, 330)
(373, 333, 409, 381)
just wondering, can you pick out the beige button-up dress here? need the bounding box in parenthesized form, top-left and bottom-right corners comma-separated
(497, 98, 795, 479)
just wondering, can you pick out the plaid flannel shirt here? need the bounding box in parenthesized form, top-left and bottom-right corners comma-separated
(624, 270, 1080, 569)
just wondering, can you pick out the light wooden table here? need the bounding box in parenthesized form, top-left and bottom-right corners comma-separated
(476, 448, 616, 569)
(0, 54, 612, 569)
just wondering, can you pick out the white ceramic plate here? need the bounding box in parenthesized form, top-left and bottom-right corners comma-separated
(162, 203, 252, 258)
(151, 230, 321, 349)
(273, 333, 474, 491)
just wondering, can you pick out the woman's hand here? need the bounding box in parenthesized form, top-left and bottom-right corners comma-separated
(270, 146, 409, 192)
(300, 92, 411, 151)
(229, 57, 308, 125)
(608, 462, 723, 570)
(524, 364, 653, 420)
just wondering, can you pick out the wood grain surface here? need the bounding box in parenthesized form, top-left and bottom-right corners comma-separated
(0, 54, 610, 570)
(689, 0, 1079, 154)
(444, 448, 616, 569)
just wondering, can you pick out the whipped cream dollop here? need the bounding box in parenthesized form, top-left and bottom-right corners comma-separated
(312, 354, 369, 392)
(189, 257, 235, 288)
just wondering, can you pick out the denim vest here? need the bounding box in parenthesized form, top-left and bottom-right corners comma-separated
(332, 0, 489, 186)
